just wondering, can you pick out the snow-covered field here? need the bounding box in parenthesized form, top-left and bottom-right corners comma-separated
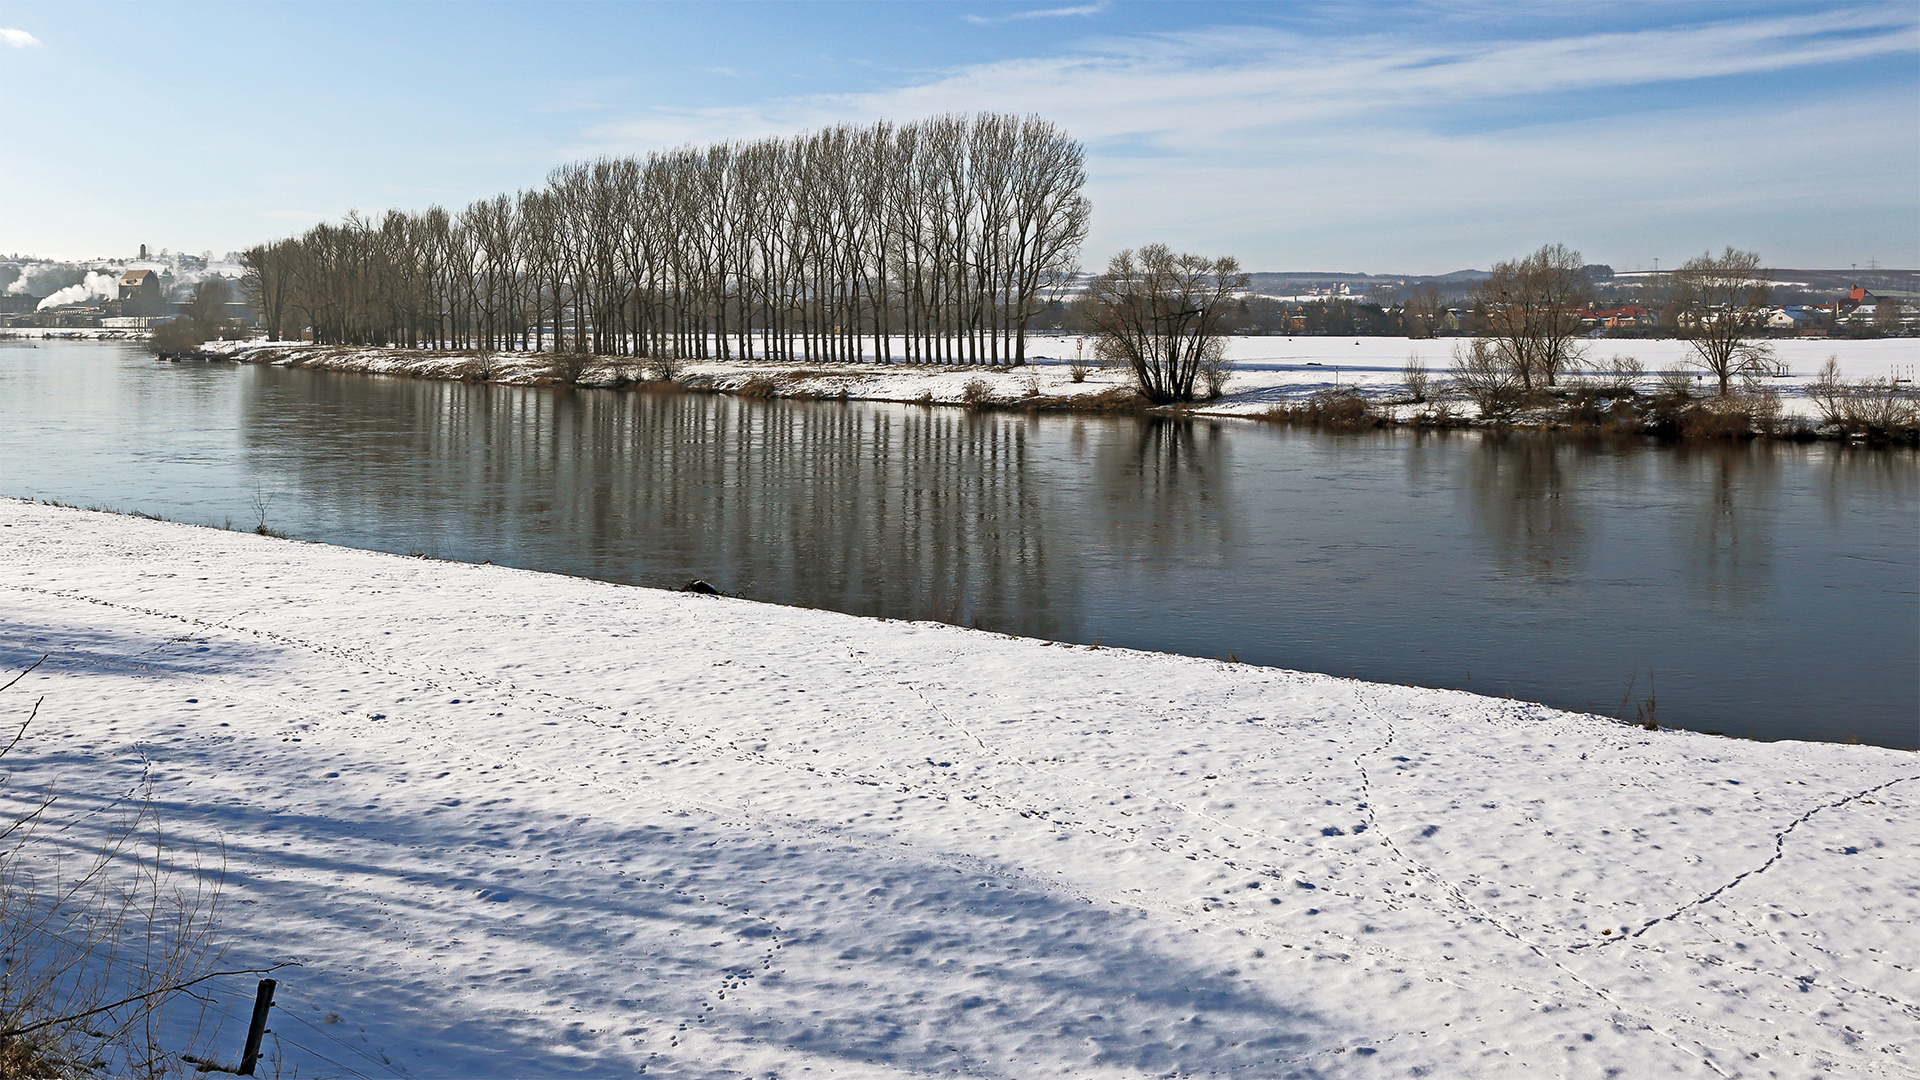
(3, 498, 1915, 1078)
(196, 335, 1919, 423)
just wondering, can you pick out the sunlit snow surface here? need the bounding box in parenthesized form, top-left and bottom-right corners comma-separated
(2, 498, 1915, 1078)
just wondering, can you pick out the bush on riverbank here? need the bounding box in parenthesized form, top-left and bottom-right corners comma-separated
(1810, 357, 1920, 441)
(148, 317, 208, 356)
(1260, 389, 1384, 430)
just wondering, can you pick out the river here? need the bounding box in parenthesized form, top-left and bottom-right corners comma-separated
(3, 339, 1915, 748)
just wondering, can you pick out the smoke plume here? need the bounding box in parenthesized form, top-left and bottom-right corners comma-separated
(5, 262, 85, 297)
(37, 272, 120, 310)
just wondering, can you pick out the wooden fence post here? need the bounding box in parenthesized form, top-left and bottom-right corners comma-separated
(237, 978, 277, 1076)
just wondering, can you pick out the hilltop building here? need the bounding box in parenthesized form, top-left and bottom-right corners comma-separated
(118, 269, 163, 317)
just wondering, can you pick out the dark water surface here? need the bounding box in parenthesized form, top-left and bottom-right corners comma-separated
(4, 340, 1916, 748)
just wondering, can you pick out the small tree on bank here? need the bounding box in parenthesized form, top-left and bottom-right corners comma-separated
(1674, 247, 1774, 395)
(1472, 243, 1589, 391)
(1085, 245, 1248, 403)
(148, 279, 238, 357)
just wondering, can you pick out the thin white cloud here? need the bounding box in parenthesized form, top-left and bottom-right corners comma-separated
(584, 8, 1917, 151)
(570, 8, 1918, 268)
(1, 27, 42, 48)
(962, 3, 1107, 27)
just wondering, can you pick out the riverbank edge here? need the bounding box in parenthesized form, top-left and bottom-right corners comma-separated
(182, 341, 1920, 446)
(16, 493, 1908, 752)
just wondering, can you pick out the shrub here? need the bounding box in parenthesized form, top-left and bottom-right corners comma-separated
(1656, 367, 1698, 399)
(1448, 339, 1526, 421)
(961, 377, 994, 407)
(650, 353, 684, 382)
(1402, 356, 1430, 404)
(1808, 355, 1920, 436)
(1563, 387, 1609, 429)
(1845, 378, 1919, 435)
(548, 350, 592, 384)
(1597, 354, 1643, 396)
(1745, 383, 1783, 436)
(147, 318, 206, 356)
(1808, 356, 1847, 427)
(1199, 341, 1232, 400)
(1679, 398, 1756, 439)
(1263, 389, 1380, 430)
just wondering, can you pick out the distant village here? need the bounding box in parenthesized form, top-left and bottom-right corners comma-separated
(1187, 265, 1919, 340)
(1390, 282, 1906, 339)
(0, 246, 255, 331)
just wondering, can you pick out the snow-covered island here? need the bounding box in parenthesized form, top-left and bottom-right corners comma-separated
(2, 497, 1915, 1078)
(180, 335, 1920, 434)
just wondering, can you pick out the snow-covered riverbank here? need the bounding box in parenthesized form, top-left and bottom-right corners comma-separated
(193, 335, 1919, 425)
(2, 498, 1914, 1077)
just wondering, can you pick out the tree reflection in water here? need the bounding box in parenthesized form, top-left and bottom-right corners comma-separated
(1094, 417, 1233, 566)
(244, 377, 1081, 641)
(1465, 433, 1592, 582)
(1666, 441, 1779, 605)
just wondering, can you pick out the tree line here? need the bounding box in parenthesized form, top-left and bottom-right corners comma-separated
(242, 114, 1090, 366)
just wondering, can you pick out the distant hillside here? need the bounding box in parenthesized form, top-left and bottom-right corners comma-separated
(1243, 270, 1489, 299)
(1245, 267, 1919, 303)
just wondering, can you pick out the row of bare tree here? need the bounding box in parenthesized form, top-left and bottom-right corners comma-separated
(242, 114, 1091, 367)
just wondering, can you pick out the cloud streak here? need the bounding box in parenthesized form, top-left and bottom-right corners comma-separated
(961, 3, 1106, 27)
(1, 27, 42, 48)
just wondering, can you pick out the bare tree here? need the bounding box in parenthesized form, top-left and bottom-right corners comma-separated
(1084, 245, 1248, 403)
(1402, 356, 1430, 403)
(1673, 247, 1773, 395)
(1006, 115, 1090, 364)
(185, 277, 231, 332)
(1873, 295, 1905, 334)
(239, 240, 298, 340)
(1473, 243, 1589, 391)
(1402, 283, 1442, 339)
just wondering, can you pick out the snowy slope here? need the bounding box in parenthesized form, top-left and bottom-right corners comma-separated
(1, 498, 1915, 1078)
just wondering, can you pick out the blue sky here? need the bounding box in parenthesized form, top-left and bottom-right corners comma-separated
(1, 1, 1914, 272)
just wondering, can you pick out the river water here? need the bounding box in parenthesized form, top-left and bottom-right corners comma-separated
(3, 339, 1915, 748)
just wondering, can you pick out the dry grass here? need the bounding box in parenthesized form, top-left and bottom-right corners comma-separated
(0, 657, 237, 1078)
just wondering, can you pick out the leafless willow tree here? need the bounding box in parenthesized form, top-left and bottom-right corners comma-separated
(1673, 248, 1774, 394)
(1084, 245, 1248, 403)
(241, 114, 1090, 373)
(1472, 243, 1589, 391)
